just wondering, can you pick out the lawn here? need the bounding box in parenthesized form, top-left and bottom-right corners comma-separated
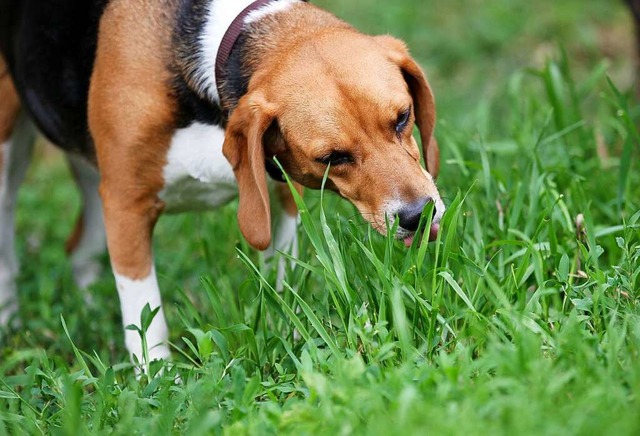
(2, 0, 640, 434)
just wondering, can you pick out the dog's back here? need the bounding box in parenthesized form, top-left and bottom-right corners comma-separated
(0, 0, 108, 153)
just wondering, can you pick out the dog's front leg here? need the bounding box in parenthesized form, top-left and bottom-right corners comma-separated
(100, 185, 171, 364)
(89, 99, 173, 364)
(89, 83, 174, 364)
(268, 184, 302, 288)
(87, 6, 179, 364)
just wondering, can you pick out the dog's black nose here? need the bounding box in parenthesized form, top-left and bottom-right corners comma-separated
(398, 197, 434, 231)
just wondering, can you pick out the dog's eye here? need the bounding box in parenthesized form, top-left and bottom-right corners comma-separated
(317, 151, 353, 166)
(395, 109, 411, 135)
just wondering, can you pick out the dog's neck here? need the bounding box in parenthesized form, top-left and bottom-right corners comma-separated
(175, 0, 348, 114)
(214, 0, 285, 96)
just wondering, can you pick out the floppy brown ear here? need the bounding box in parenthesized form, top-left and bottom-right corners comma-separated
(223, 92, 276, 251)
(376, 36, 440, 179)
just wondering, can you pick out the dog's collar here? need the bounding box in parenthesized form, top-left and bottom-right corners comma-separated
(215, 0, 309, 102)
(215, 0, 272, 97)
(215, 0, 307, 184)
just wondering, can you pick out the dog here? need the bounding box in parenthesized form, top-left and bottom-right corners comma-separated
(0, 0, 444, 363)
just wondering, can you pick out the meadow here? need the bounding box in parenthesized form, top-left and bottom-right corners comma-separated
(1, 0, 639, 434)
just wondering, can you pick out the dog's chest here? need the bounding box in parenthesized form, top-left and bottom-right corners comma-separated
(159, 123, 238, 213)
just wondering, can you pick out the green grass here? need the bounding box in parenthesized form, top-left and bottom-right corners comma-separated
(2, 0, 640, 434)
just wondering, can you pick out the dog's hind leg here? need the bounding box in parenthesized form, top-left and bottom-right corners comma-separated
(0, 64, 35, 328)
(65, 153, 106, 292)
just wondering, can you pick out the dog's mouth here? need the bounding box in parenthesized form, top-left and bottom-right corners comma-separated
(399, 221, 441, 248)
(363, 198, 445, 248)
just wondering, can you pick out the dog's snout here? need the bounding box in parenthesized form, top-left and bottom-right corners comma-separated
(398, 197, 434, 231)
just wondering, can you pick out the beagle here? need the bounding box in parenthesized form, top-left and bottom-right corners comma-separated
(0, 0, 444, 362)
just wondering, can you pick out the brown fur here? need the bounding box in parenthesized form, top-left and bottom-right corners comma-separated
(65, 214, 85, 255)
(89, 0, 180, 279)
(223, 92, 277, 250)
(0, 54, 20, 145)
(374, 35, 440, 178)
(225, 4, 440, 241)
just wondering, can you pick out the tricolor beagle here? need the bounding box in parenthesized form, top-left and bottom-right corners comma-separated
(0, 0, 444, 362)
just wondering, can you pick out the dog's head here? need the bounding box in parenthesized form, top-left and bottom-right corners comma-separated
(223, 31, 444, 250)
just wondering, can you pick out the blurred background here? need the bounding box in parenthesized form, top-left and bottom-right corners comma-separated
(316, 0, 634, 127)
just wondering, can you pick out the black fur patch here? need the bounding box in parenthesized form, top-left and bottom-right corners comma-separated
(0, 0, 307, 177)
(173, 0, 225, 128)
(173, 79, 225, 128)
(0, 0, 109, 153)
(221, 32, 252, 112)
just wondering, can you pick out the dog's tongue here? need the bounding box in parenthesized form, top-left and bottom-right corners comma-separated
(403, 223, 440, 248)
(429, 223, 440, 241)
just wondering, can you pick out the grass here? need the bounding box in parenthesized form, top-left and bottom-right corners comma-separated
(1, 0, 640, 434)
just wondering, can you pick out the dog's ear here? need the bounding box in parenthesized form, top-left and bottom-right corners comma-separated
(223, 92, 276, 251)
(376, 36, 440, 179)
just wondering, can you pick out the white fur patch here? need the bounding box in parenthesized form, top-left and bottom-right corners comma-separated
(269, 212, 299, 290)
(420, 168, 446, 224)
(160, 123, 238, 213)
(197, 0, 258, 102)
(115, 268, 171, 363)
(270, 213, 299, 256)
(196, 0, 303, 102)
(245, 0, 300, 24)
(383, 177, 446, 237)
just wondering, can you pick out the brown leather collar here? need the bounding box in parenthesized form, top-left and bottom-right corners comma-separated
(215, 0, 272, 97)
